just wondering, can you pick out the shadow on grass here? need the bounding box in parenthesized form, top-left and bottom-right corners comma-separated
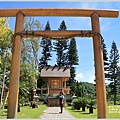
(2, 111, 7, 113)
(0, 112, 7, 116)
(81, 112, 91, 114)
(68, 108, 83, 113)
(81, 112, 97, 117)
(68, 109, 82, 112)
(69, 109, 96, 115)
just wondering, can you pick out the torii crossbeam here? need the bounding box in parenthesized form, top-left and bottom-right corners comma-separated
(0, 8, 118, 119)
(0, 8, 118, 17)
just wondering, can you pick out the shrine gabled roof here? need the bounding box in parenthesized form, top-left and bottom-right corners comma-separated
(39, 65, 71, 78)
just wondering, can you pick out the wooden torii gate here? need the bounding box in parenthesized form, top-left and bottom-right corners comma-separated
(0, 8, 118, 119)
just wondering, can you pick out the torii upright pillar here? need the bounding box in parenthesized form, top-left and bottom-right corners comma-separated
(7, 11, 24, 118)
(91, 12, 107, 118)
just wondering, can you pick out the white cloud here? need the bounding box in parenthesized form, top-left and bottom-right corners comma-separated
(84, 73, 95, 83)
(75, 73, 84, 80)
(80, 2, 99, 9)
(101, 20, 111, 32)
(75, 71, 95, 83)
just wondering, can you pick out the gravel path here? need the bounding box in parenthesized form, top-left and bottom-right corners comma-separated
(39, 107, 76, 119)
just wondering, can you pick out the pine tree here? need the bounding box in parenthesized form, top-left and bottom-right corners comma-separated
(53, 20, 68, 66)
(39, 21, 52, 66)
(102, 39, 109, 79)
(94, 39, 109, 94)
(117, 67, 120, 96)
(38, 21, 52, 89)
(102, 39, 109, 67)
(108, 41, 119, 105)
(67, 37, 79, 91)
(68, 38, 79, 66)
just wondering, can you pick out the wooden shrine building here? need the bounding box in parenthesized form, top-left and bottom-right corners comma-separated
(39, 65, 71, 106)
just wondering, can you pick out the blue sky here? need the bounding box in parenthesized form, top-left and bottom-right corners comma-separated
(0, 2, 120, 83)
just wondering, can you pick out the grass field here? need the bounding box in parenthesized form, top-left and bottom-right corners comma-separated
(65, 105, 120, 119)
(65, 106, 97, 118)
(17, 104, 47, 118)
(0, 104, 47, 119)
(0, 104, 120, 118)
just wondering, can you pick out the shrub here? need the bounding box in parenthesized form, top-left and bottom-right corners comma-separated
(78, 97, 88, 112)
(72, 98, 81, 110)
(87, 99, 96, 113)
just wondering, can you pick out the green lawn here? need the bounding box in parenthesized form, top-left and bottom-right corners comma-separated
(65, 105, 120, 119)
(17, 104, 47, 118)
(0, 104, 120, 119)
(0, 104, 47, 119)
(107, 105, 120, 118)
(65, 106, 97, 118)
(0, 109, 7, 119)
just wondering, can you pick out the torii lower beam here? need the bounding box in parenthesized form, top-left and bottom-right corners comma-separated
(16, 30, 99, 38)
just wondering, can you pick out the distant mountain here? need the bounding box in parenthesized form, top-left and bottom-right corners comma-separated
(81, 82, 96, 95)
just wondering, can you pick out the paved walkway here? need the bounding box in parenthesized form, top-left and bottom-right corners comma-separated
(39, 107, 76, 119)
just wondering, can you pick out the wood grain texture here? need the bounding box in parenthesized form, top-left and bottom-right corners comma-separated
(0, 8, 118, 17)
(18, 30, 98, 38)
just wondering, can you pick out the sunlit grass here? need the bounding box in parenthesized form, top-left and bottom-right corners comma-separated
(17, 104, 47, 118)
(107, 105, 120, 118)
(65, 105, 120, 119)
(0, 104, 120, 119)
(65, 106, 97, 118)
(0, 109, 7, 119)
(0, 104, 47, 119)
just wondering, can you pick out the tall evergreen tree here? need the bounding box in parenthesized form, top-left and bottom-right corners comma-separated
(108, 41, 119, 105)
(117, 66, 120, 97)
(38, 21, 52, 89)
(67, 37, 79, 92)
(102, 39, 109, 68)
(102, 39, 109, 80)
(68, 38, 79, 66)
(94, 39, 109, 95)
(53, 20, 68, 66)
(39, 21, 52, 66)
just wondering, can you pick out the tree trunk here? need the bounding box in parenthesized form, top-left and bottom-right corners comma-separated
(89, 107, 93, 113)
(17, 104, 20, 112)
(30, 89, 34, 101)
(2, 91, 9, 109)
(82, 106, 85, 112)
(114, 93, 116, 105)
(76, 106, 80, 110)
(114, 83, 116, 105)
